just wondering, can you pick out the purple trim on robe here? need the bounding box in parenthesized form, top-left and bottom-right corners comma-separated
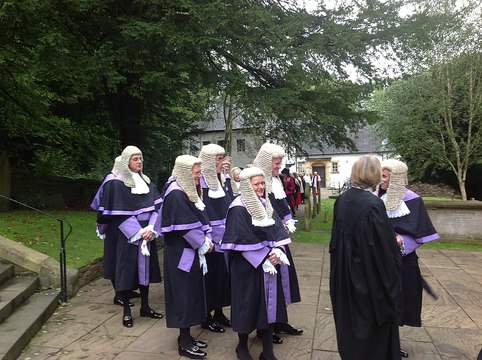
(403, 190, 420, 202)
(137, 242, 150, 285)
(163, 180, 183, 197)
(264, 272, 278, 324)
(220, 238, 291, 252)
(281, 213, 292, 224)
(90, 173, 116, 210)
(210, 224, 226, 244)
(161, 222, 211, 233)
(119, 216, 142, 239)
(98, 205, 159, 216)
(183, 229, 206, 249)
(178, 248, 195, 272)
(242, 248, 270, 268)
(402, 232, 440, 255)
(137, 212, 151, 221)
(210, 219, 226, 226)
(279, 263, 291, 305)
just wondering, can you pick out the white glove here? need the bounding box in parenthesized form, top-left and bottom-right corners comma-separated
(199, 237, 213, 255)
(141, 240, 150, 256)
(271, 248, 290, 266)
(285, 219, 298, 233)
(262, 259, 277, 275)
(198, 253, 208, 275)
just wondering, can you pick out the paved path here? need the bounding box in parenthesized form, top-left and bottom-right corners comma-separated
(18, 239, 482, 360)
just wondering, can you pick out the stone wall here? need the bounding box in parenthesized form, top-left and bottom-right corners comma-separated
(425, 200, 482, 240)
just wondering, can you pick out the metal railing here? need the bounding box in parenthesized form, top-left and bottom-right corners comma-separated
(0, 194, 72, 303)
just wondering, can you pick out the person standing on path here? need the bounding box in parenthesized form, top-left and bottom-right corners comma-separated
(253, 143, 303, 343)
(330, 155, 401, 360)
(198, 144, 232, 333)
(160, 155, 213, 359)
(92, 146, 163, 328)
(378, 159, 440, 358)
(221, 167, 291, 360)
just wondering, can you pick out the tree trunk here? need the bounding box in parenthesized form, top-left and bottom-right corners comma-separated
(223, 94, 234, 155)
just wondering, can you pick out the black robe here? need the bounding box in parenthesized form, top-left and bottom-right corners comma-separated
(160, 180, 210, 328)
(200, 176, 231, 312)
(268, 192, 301, 305)
(93, 176, 162, 292)
(220, 196, 291, 334)
(329, 188, 401, 360)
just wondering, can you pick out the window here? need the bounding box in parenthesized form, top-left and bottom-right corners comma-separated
(332, 161, 339, 173)
(237, 139, 246, 152)
(217, 140, 226, 148)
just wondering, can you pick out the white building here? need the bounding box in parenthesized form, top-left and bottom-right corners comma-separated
(295, 126, 392, 189)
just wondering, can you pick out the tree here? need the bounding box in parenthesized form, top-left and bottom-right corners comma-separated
(1, 0, 468, 180)
(373, 52, 482, 200)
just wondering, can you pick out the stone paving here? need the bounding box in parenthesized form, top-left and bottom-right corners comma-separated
(18, 241, 482, 360)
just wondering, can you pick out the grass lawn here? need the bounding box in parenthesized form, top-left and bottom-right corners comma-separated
(0, 210, 101, 269)
(0, 197, 480, 269)
(292, 198, 482, 251)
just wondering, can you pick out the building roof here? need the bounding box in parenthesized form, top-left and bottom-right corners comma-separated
(299, 125, 391, 157)
(190, 106, 246, 132)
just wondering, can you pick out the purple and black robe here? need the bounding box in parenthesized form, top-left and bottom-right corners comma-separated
(220, 196, 291, 334)
(380, 189, 439, 327)
(160, 180, 211, 328)
(268, 192, 301, 305)
(91, 175, 162, 292)
(200, 175, 231, 312)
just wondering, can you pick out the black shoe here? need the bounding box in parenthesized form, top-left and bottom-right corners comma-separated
(213, 313, 231, 327)
(178, 345, 207, 359)
(274, 322, 303, 335)
(236, 345, 254, 360)
(140, 308, 163, 319)
(259, 353, 277, 360)
(122, 315, 133, 328)
(191, 338, 208, 349)
(400, 349, 409, 358)
(114, 297, 134, 307)
(201, 320, 225, 333)
(272, 334, 283, 344)
(256, 330, 283, 344)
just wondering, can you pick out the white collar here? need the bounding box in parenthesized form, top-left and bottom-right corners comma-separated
(380, 193, 411, 218)
(272, 176, 286, 199)
(131, 171, 150, 194)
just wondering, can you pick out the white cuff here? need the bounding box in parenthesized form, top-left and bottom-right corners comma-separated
(262, 259, 277, 275)
(141, 240, 150, 256)
(199, 237, 213, 255)
(198, 252, 208, 275)
(271, 248, 290, 266)
(285, 219, 298, 233)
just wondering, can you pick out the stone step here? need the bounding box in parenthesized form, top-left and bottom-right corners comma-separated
(0, 262, 14, 287)
(0, 275, 39, 324)
(0, 289, 59, 360)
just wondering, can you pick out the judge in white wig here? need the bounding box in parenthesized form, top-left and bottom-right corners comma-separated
(253, 142, 303, 340)
(379, 158, 439, 359)
(92, 145, 163, 328)
(160, 154, 213, 359)
(198, 144, 232, 333)
(220, 166, 291, 360)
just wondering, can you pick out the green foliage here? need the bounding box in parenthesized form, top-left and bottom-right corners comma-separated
(372, 52, 482, 198)
(0, 210, 101, 268)
(1, 0, 473, 180)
